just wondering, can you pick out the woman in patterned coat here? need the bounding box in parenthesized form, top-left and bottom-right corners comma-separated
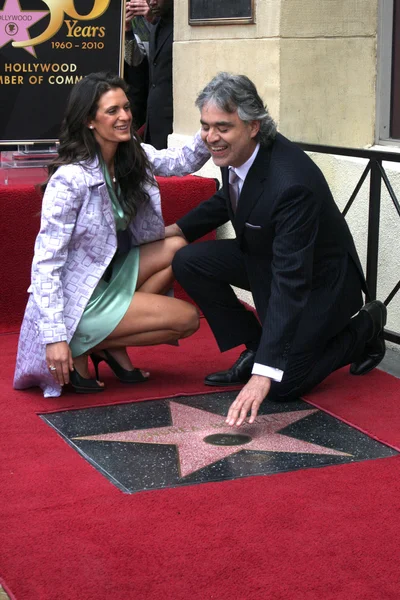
(14, 72, 209, 398)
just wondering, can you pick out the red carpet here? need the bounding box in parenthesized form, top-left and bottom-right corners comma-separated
(1, 176, 400, 598)
(1, 319, 400, 600)
(0, 176, 217, 333)
(304, 367, 400, 451)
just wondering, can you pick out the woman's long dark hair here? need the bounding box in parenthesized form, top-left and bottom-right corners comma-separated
(43, 72, 154, 220)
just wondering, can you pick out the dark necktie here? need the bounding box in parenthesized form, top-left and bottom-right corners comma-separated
(229, 169, 240, 212)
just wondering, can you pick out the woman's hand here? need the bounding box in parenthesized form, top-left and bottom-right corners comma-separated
(164, 223, 186, 239)
(46, 341, 74, 386)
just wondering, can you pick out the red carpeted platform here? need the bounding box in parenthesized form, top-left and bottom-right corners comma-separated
(0, 176, 217, 333)
(1, 321, 400, 600)
(1, 178, 400, 599)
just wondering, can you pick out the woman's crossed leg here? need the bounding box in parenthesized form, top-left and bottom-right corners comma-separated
(74, 235, 198, 379)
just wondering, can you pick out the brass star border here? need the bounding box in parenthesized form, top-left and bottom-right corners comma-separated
(41, 393, 398, 493)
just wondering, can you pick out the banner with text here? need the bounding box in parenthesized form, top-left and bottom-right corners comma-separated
(0, 0, 124, 143)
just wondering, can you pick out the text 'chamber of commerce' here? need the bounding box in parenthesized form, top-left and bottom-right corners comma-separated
(0, 0, 124, 143)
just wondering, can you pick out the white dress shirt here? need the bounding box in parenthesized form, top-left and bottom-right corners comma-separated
(229, 143, 284, 383)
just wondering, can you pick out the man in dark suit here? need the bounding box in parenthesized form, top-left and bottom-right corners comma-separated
(125, 0, 173, 149)
(124, 0, 152, 130)
(145, 0, 173, 148)
(167, 72, 386, 426)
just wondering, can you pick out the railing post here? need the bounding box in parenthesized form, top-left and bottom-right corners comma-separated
(366, 159, 382, 300)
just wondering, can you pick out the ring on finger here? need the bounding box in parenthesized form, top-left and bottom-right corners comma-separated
(49, 365, 57, 371)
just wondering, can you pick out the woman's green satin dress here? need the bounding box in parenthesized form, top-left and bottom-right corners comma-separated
(69, 167, 139, 357)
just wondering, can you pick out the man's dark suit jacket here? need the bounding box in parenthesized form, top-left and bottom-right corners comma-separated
(177, 133, 366, 372)
(144, 17, 173, 149)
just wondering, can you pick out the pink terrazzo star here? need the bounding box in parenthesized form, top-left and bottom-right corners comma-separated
(76, 403, 350, 478)
(0, 0, 48, 56)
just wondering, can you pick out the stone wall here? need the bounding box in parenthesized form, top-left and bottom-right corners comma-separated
(173, 0, 377, 146)
(169, 0, 400, 342)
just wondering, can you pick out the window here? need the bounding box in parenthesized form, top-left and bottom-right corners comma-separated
(391, 0, 400, 138)
(377, 0, 400, 143)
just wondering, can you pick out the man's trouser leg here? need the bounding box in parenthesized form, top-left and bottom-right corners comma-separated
(269, 310, 372, 402)
(172, 239, 262, 352)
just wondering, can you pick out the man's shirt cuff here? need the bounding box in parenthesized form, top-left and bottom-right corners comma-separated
(252, 362, 284, 382)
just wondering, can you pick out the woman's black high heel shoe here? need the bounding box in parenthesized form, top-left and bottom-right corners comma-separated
(90, 350, 148, 384)
(69, 368, 105, 394)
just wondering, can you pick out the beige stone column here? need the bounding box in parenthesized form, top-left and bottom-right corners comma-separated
(172, 0, 378, 147)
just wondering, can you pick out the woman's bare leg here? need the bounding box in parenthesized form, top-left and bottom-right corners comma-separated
(92, 292, 199, 350)
(136, 236, 187, 294)
(89, 292, 199, 379)
(92, 236, 190, 371)
(86, 236, 192, 378)
(90, 293, 198, 377)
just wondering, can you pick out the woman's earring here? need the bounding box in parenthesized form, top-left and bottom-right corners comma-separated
(89, 125, 94, 129)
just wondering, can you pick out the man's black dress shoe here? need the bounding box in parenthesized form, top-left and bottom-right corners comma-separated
(350, 300, 387, 376)
(204, 349, 256, 386)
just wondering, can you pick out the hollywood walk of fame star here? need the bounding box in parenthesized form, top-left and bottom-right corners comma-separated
(0, 0, 48, 56)
(75, 402, 350, 478)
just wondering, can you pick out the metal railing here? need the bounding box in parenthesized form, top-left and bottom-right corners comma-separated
(297, 142, 400, 345)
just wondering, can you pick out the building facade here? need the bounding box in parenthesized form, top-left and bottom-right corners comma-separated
(170, 0, 400, 341)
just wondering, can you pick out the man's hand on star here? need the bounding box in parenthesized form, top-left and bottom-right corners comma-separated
(226, 375, 271, 427)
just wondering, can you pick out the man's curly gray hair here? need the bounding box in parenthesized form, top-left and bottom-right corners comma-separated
(195, 72, 277, 146)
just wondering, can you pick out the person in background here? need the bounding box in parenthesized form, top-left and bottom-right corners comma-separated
(124, 0, 154, 131)
(167, 72, 387, 426)
(14, 72, 209, 398)
(125, 0, 173, 149)
(126, 0, 154, 46)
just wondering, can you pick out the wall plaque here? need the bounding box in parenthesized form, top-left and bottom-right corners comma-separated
(189, 0, 254, 26)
